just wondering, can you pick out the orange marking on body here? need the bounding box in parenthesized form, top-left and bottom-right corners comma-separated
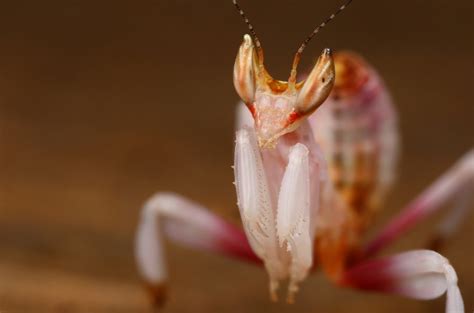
(333, 52, 370, 99)
(283, 110, 301, 128)
(247, 103, 257, 118)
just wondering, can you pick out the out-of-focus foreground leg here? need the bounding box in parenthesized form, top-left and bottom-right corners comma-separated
(340, 250, 464, 313)
(364, 149, 474, 258)
(135, 192, 259, 307)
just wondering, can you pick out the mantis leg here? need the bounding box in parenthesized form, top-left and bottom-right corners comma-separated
(363, 149, 474, 258)
(234, 127, 286, 301)
(426, 187, 472, 251)
(135, 192, 259, 307)
(277, 143, 314, 303)
(339, 250, 464, 313)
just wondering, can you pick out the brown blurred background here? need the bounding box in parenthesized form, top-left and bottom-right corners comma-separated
(0, 1, 472, 312)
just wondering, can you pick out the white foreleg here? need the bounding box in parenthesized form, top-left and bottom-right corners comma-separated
(234, 127, 288, 301)
(276, 143, 315, 303)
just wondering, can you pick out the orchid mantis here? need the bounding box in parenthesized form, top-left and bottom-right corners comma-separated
(135, 1, 473, 312)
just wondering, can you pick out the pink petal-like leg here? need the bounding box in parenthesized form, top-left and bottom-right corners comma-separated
(340, 250, 464, 313)
(363, 149, 474, 258)
(135, 192, 259, 306)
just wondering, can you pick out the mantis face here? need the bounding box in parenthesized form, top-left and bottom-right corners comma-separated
(233, 34, 335, 148)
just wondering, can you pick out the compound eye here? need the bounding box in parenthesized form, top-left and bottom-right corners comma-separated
(295, 48, 335, 116)
(233, 34, 257, 106)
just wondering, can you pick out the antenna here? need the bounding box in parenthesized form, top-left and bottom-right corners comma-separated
(290, 0, 353, 82)
(232, 0, 264, 65)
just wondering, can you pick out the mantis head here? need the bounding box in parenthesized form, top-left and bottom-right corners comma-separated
(234, 35, 334, 148)
(232, 0, 352, 148)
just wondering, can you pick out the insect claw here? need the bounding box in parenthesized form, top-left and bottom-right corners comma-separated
(269, 279, 280, 302)
(286, 282, 299, 304)
(145, 283, 167, 309)
(286, 294, 294, 304)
